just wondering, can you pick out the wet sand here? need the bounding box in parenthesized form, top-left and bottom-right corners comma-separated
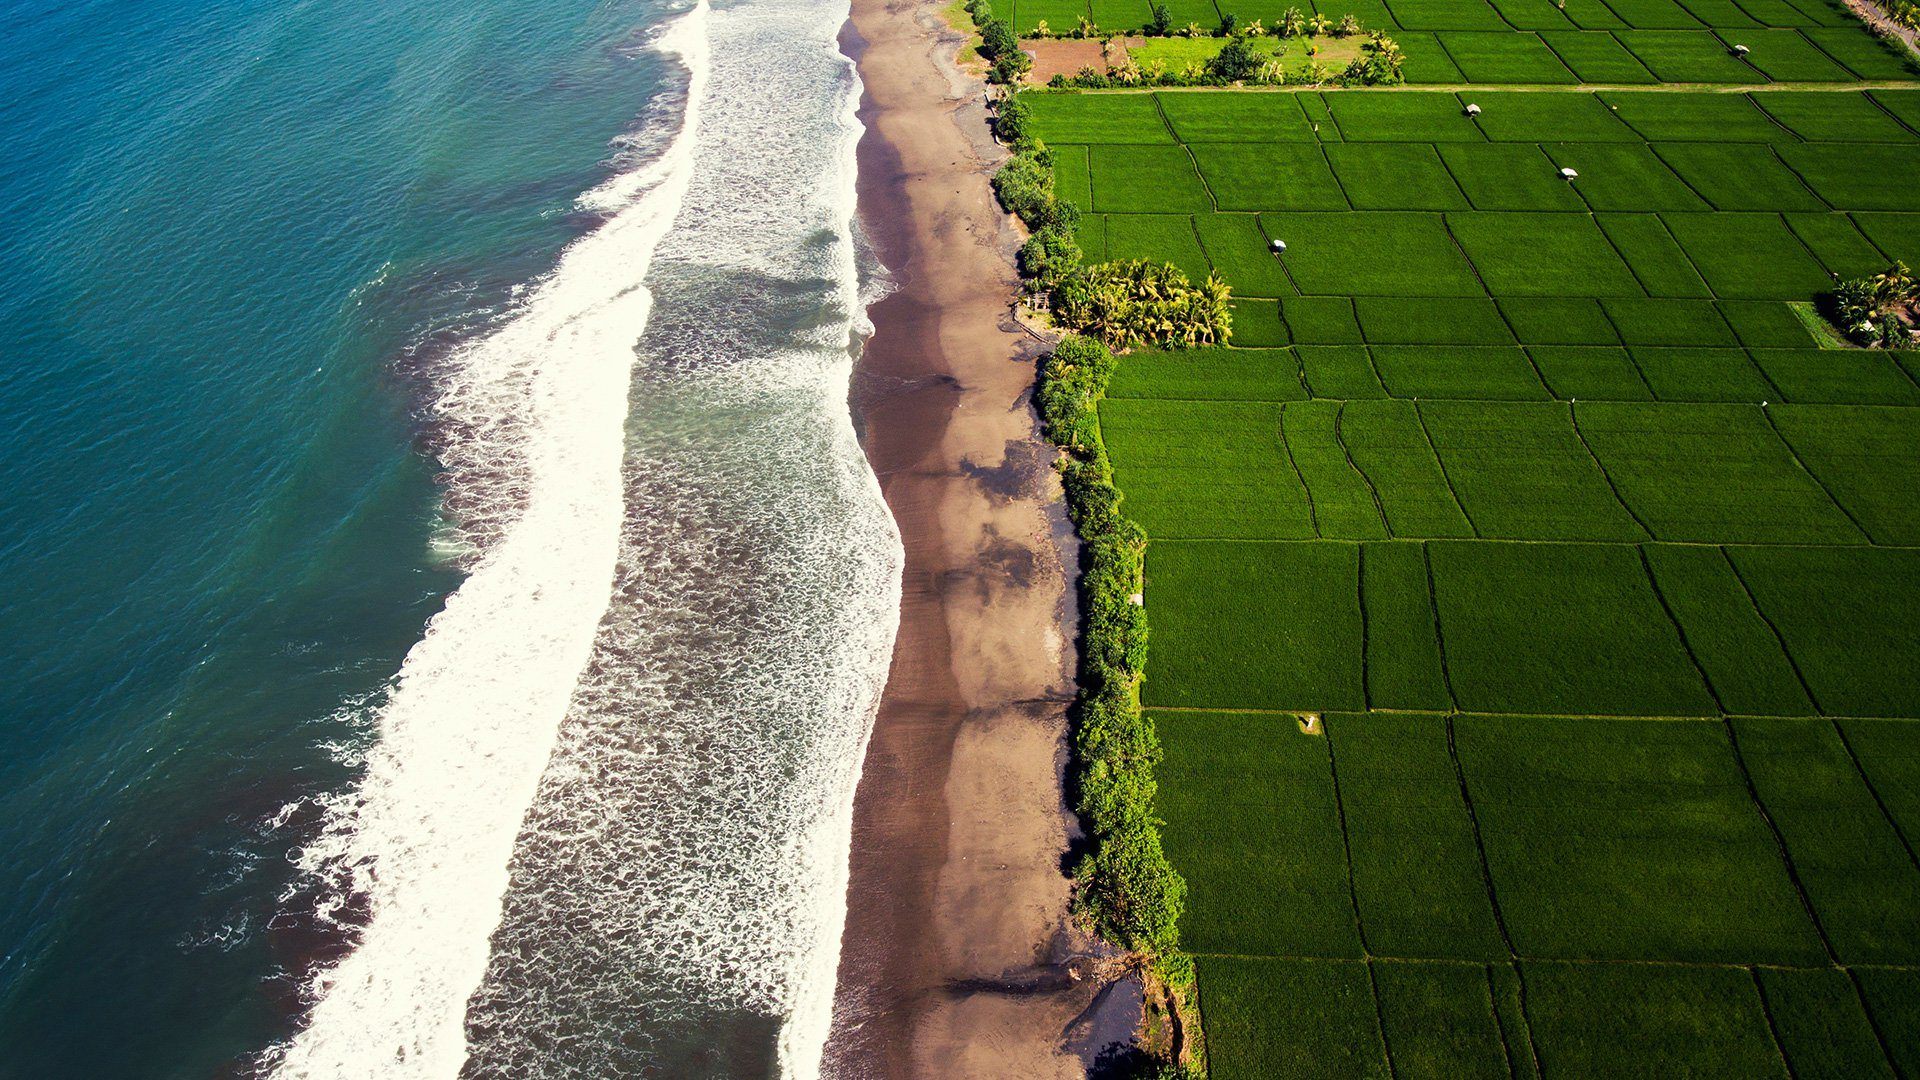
(823, 0, 1110, 1075)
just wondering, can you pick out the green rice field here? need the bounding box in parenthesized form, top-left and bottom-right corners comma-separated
(1030, 16, 1920, 1071)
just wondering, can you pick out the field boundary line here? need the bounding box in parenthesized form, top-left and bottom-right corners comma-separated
(1313, 141, 1361, 210)
(1748, 966, 1801, 1080)
(1421, 542, 1463, 711)
(1565, 401, 1657, 540)
(1843, 965, 1908, 1077)
(1863, 89, 1920, 138)
(1251, 216, 1308, 293)
(1363, 959, 1404, 1080)
(1411, 402, 1483, 537)
(1733, 343, 1793, 401)
(1481, 964, 1528, 1080)
(1274, 403, 1326, 536)
(1767, 144, 1838, 211)
(1758, 403, 1876, 544)
(1830, 719, 1920, 876)
(1180, 145, 1222, 213)
(1722, 716, 1843, 965)
(1445, 714, 1522, 957)
(1335, 401, 1395, 537)
(1358, 543, 1373, 709)
(1637, 544, 1730, 712)
(1321, 720, 1377, 957)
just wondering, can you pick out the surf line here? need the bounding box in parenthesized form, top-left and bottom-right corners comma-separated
(267, 5, 711, 1076)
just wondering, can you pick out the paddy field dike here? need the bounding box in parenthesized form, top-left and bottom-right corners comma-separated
(1017, 0, 1920, 1074)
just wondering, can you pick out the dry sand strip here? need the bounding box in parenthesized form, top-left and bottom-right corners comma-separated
(822, 0, 1126, 1077)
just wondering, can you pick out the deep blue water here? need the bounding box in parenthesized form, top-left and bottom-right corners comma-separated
(0, 0, 684, 1073)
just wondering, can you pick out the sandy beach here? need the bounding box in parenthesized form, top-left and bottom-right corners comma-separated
(823, 1, 1115, 1075)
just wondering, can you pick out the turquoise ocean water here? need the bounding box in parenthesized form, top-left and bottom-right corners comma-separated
(0, 0, 900, 1076)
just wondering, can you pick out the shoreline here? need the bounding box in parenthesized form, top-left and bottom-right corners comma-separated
(824, 0, 1119, 1075)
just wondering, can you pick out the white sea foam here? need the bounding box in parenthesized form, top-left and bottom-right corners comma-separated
(454, 0, 901, 1075)
(265, 6, 711, 1077)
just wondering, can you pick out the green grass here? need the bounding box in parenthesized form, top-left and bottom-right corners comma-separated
(1325, 143, 1472, 210)
(1197, 957, 1390, 1080)
(1771, 405, 1920, 544)
(1757, 967, 1899, 1080)
(1190, 142, 1348, 211)
(1447, 212, 1644, 296)
(1358, 546, 1453, 707)
(1331, 716, 1512, 957)
(1573, 400, 1862, 543)
(1429, 543, 1716, 712)
(1105, 346, 1308, 399)
(1418, 401, 1645, 540)
(1353, 296, 1513, 344)
(1089, 144, 1214, 213)
(1099, 397, 1314, 537)
(1156, 711, 1363, 955)
(1144, 539, 1364, 708)
(1341, 401, 1479, 535)
(1522, 963, 1789, 1077)
(1643, 544, 1815, 714)
(1460, 714, 1827, 962)
(1729, 545, 1920, 718)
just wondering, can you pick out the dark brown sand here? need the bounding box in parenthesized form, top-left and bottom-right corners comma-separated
(823, 1, 1114, 1076)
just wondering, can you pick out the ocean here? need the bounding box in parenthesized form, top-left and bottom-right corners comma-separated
(0, 0, 900, 1076)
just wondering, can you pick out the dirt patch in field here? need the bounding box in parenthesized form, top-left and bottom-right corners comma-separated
(1023, 37, 1137, 84)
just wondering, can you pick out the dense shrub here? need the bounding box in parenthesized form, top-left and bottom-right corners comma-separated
(1206, 34, 1262, 80)
(1825, 262, 1918, 347)
(1148, 3, 1173, 34)
(1052, 261, 1234, 349)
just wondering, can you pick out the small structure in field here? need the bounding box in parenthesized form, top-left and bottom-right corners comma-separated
(1732, 43, 1751, 56)
(1465, 102, 1482, 116)
(1270, 238, 1288, 254)
(1560, 167, 1579, 179)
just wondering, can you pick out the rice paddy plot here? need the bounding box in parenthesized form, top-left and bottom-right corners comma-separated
(1599, 91, 1795, 142)
(1370, 344, 1554, 398)
(1104, 345, 1309, 400)
(1196, 958, 1391, 1080)
(1528, 345, 1657, 398)
(1088, 144, 1215, 212)
(1457, 713, 1827, 962)
(1385, 0, 1512, 30)
(1747, 348, 1920, 405)
(1102, 213, 1215, 281)
(1339, 400, 1478, 535)
(1499, 296, 1623, 344)
(1263, 211, 1487, 295)
(1642, 544, 1814, 715)
(1143, 539, 1364, 709)
(1190, 142, 1349, 212)
(1780, 144, 1920, 212)
(1537, 30, 1662, 81)
(1728, 545, 1920, 718)
(1630, 345, 1778, 399)
(1446, 211, 1644, 296)
(1419, 401, 1644, 540)
(1195, 213, 1297, 295)
(1427, 542, 1714, 713)
(1324, 91, 1488, 141)
(1439, 31, 1582, 82)
(1736, 27, 1859, 80)
(1437, 143, 1590, 210)
(1770, 405, 1920, 544)
(1784, 211, 1898, 280)
(1594, 213, 1713, 297)
(1542, 143, 1708, 212)
(1280, 400, 1392, 536)
(1155, 711, 1363, 956)
(1328, 716, 1510, 956)
(1325, 143, 1471, 210)
(1663, 212, 1836, 299)
(1098, 397, 1316, 537)
(1154, 92, 1318, 143)
(1616, 30, 1764, 80)
(1572, 400, 1862, 543)
(1652, 142, 1826, 211)
(1520, 963, 1789, 1077)
(1352, 295, 1513, 344)
(1758, 90, 1920, 142)
(1602, 0, 1710, 28)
